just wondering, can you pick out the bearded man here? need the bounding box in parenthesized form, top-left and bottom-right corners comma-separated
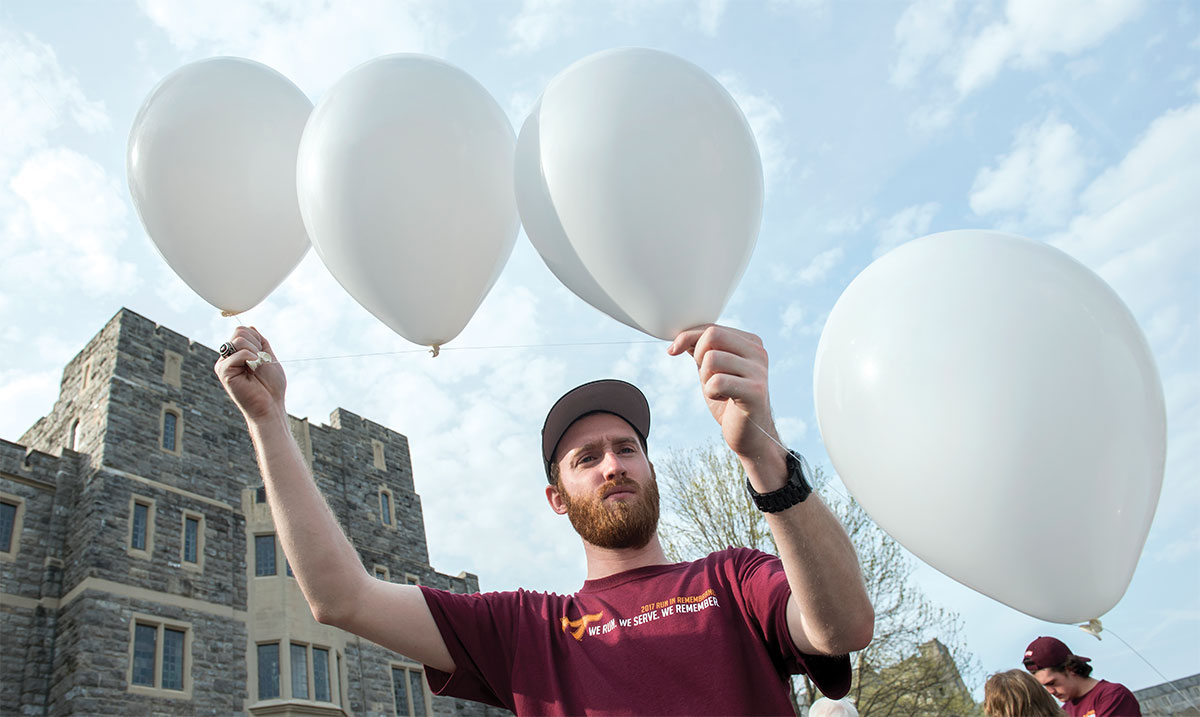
(216, 323, 873, 715)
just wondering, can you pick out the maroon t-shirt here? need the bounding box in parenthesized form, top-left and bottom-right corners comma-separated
(420, 547, 851, 715)
(1064, 680, 1141, 717)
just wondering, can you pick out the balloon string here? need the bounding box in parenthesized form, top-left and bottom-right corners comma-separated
(279, 339, 664, 364)
(1102, 627, 1199, 712)
(745, 415, 852, 503)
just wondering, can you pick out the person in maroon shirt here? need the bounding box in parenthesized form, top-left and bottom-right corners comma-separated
(1023, 636, 1142, 716)
(216, 324, 875, 714)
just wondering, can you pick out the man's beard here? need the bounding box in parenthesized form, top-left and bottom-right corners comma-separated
(559, 474, 660, 550)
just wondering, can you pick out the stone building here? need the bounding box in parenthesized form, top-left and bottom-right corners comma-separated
(0, 308, 501, 716)
(1134, 673, 1200, 716)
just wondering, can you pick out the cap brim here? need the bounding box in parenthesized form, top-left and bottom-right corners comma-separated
(542, 379, 650, 476)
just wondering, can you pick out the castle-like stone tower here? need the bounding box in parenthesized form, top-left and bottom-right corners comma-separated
(0, 308, 498, 716)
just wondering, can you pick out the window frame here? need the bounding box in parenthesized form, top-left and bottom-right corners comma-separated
(159, 403, 183, 455)
(180, 511, 204, 572)
(254, 533, 277, 577)
(374, 564, 390, 582)
(0, 493, 25, 562)
(391, 662, 432, 717)
(257, 641, 281, 701)
(379, 485, 395, 528)
(126, 614, 192, 699)
(127, 495, 156, 560)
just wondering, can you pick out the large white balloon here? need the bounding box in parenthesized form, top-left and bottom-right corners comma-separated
(128, 57, 313, 314)
(518, 48, 763, 340)
(514, 99, 643, 333)
(298, 55, 518, 347)
(813, 230, 1166, 623)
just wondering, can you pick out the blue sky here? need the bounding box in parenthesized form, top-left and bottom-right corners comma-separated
(2, 0, 1196, 699)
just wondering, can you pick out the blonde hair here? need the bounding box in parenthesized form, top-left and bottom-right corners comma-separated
(984, 669, 1064, 717)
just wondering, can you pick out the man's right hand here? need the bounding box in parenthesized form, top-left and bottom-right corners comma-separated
(214, 326, 286, 423)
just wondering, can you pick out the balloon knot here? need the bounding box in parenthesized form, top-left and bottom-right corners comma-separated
(220, 310, 238, 318)
(1078, 618, 1104, 640)
(429, 345, 441, 358)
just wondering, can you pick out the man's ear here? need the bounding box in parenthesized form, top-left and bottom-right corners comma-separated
(546, 484, 569, 515)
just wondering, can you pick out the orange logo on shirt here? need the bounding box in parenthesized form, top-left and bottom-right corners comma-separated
(561, 611, 604, 641)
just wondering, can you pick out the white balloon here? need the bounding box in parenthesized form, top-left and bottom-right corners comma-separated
(813, 230, 1166, 623)
(514, 99, 644, 333)
(298, 55, 518, 347)
(128, 57, 312, 314)
(520, 48, 763, 340)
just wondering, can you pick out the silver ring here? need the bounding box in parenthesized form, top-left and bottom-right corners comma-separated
(219, 342, 237, 358)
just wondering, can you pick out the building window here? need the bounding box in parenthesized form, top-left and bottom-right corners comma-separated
(255, 535, 276, 576)
(81, 358, 93, 390)
(128, 496, 155, 558)
(379, 486, 395, 527)
(255, 485, 267, 503)
(181, 513, 203, 569)
(374, 565, 390, 581)
(291, 643, 308, 699)
(405, 574, 420, 587)
(128, 617, 189, 695)
(313, 647, 331, 702)
(160, 405, 182, 454)
(70, 419, 81, 451)
(1, 500, 18, 554)
(257, 642, 280, 700)
(392, 664, 429, 717)
(372, 439, 387, 470)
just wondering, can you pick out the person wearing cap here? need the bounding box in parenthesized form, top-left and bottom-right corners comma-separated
(1023, 636, 1141, 716)
(215, 324, 874, 715)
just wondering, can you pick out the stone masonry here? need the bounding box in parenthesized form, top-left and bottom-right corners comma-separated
(0, 308, 504, 717)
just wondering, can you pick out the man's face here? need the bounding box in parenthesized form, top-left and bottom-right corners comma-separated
(1033, 668, 1081, 701)
(551, 412, 659, 550)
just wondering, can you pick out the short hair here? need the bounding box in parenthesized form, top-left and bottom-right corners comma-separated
(1061, 655, 1094, 678)
(984, 669, 1064, 717)
(809, 697, 859, 717)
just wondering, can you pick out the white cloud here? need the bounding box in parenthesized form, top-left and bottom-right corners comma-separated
(873, 201, 939, 257)
(717, 72, 791, 194)
(956, 0, 1145, 96)
(0, 27, 109, 175)
(138, 0, 453, 93)
(696, 0, 728, 37)
(795, 246, 845, 285)
(969, 115, 1088, 228)
(505, 0, 577, 55)
(890, 0, 959, 89)
(0, 369, 59, 440)
(5, 149, 137, 296)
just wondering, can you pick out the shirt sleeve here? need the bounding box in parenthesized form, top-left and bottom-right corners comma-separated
(735, 548, 853, 700)
(418, 586, 519, 711)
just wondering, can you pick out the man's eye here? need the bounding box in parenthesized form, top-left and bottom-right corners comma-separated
(619, 446, 635, 454)
(578, 455, 596, 465)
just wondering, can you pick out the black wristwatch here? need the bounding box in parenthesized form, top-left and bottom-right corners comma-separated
(747, 449, 813, 513)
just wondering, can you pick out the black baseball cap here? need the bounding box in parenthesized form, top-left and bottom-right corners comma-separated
(541, 379, 651, 481)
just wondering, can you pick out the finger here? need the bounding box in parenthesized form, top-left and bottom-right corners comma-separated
(698, 349, 759, 387)
(667, 324, 713, 356)
(257, 332, 278, 360)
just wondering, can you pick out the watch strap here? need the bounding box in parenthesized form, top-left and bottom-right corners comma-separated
(747, 449, 813, 513)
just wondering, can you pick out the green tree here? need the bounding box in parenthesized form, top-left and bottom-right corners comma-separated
(658, 442, 981, 716)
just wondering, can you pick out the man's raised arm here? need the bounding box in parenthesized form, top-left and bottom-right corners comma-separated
(215, 326, 455, 672)
(668, 325, 874, 656)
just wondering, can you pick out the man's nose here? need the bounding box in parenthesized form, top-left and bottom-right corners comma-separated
(599, 450, 625, 479)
